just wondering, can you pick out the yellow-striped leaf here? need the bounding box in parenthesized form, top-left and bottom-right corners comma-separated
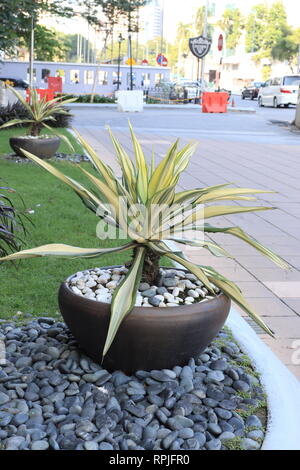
(103, 246, 145, 357)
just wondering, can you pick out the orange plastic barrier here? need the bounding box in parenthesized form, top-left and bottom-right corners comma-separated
(202, 92, 229, 113)
(48, 76, 62, 94)
(26, 88, 55, 102)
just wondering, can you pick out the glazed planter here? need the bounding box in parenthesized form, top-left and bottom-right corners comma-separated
(58, 267, 231, 374)
(9, 135, 60, 159)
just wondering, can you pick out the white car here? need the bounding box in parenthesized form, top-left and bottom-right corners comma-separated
(258, 75, 300, 108)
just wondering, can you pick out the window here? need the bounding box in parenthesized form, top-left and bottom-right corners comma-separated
(141, 73, 150, 88)
(271, 78, 280, 86)
(84, 70, 94, 85)
(112, 72, 122, 86)
(98, 71, 108, 85)
(41, 69, 50, 83)
(70, 70, 80, 84)
(283, 76, 300, 86)
(155, 73, 163, 85)
(127, 72, 136, 88)
(56, 69, 65, 83)
(26, 68, 36, 82)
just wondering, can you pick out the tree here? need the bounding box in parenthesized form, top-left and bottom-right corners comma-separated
(218, 7, 244, 52)
(0, 0, 72, 57)
(245, 4, 269, 53)
(245, 1, 289, 63)
(19, 25, 71, 62)
(194, 5, 214, 38)
(271, 27, 300, 72)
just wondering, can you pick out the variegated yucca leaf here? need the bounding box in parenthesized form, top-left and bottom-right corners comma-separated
(0, 242, 135, 261)
(103, 246, 145, 357)
(1, 126, 290, 356)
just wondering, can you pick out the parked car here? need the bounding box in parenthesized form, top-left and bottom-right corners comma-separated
(241, 82, 263, 100)
(170, 81, 205, 102)
(258, 75, 300, 108)
(0, 78, 29, 89)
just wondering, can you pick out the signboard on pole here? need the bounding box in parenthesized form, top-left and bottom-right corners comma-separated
(218, 34, 224, 51)
(189, 35, 212, 59)
(156, 54, 168, 66)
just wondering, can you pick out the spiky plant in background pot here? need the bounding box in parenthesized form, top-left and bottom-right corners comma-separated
(0, 87, 76, 158)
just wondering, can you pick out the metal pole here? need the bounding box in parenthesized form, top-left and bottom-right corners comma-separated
(129, 33, 133, 90)
(117, 36, 122, 91)
(160, 0, 165, 59)
(200, 0, 209, 87)
(298, 44, 300, 73)
(128, 8, 133, 91)
(29, 15, 34, 91)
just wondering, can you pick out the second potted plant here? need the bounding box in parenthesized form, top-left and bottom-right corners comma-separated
(0, 87, 76, 158)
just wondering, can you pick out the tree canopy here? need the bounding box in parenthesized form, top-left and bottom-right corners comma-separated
(0, 0, 73, 57)
(218, 7, 244, 52)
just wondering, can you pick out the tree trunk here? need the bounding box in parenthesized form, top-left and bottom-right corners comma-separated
(30, 123, 42, 136)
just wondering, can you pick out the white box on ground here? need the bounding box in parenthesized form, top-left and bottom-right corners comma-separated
(117, 90, 144, 112)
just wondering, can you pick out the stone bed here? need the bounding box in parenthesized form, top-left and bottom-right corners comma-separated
(3, 152, 89, 164)
(0, 318, 266, 451)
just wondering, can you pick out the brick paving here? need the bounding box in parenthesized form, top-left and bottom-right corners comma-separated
(76, 126, 300, 381)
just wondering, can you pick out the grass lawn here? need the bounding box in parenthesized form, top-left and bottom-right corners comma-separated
(0, 155, 138, 319)
(0, 127, 83, 155)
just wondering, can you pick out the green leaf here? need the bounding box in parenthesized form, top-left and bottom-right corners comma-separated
(0, 242, 135, 261)
(103, 246, 145, 357)
(204, 224, 289, 269)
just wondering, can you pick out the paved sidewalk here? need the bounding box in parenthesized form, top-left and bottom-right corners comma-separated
(76, 126, 300, 381)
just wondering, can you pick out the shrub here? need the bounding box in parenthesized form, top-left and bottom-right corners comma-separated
(0, 184, 31, 257)
(0, 102, 30, 127)
(0, 102, 73, 129)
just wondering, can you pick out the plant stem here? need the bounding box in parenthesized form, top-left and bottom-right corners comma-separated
(132, 246, 161, 285)
(30, 123, 42, 136)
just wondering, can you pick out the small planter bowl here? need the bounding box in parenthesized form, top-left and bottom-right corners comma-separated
(9, 135, 60, 159)
(58, 267, 231, 374)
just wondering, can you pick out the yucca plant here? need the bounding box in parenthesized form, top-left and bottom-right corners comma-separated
(0, 125, 289, 358)
(0, 86, 76, 148)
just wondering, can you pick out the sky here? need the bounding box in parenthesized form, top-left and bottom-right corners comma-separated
(163, 0, 300, 42)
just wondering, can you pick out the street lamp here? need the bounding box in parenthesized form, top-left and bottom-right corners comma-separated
(117, 34, 124, 91)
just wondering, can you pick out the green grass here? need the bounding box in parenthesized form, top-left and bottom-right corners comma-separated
(0, 155, 138, 319)
(0, 127, 83, 155)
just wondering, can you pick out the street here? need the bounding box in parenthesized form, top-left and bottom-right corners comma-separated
(72, 97, 299, 145)
(73, 103, 300, 379)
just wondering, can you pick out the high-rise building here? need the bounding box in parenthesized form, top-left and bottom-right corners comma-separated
(140, 0, 163, 43)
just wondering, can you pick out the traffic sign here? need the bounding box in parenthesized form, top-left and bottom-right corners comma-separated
(218, 34, 224, 52)
(156, 54, 168, 66)
(126, 58, 136, 66)
(189, 35, 212, 59)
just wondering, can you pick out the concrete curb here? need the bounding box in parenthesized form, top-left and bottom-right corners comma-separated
(227, 309, 300, 450)
(67, 103, 256, 113)
(164, 240, 300, 450)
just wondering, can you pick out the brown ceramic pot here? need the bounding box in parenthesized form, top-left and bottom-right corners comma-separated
(58, 267, 231, 374)
(10, 136, 60, 159)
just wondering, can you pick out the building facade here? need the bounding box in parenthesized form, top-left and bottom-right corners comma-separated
(0, 60, 170, 95)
